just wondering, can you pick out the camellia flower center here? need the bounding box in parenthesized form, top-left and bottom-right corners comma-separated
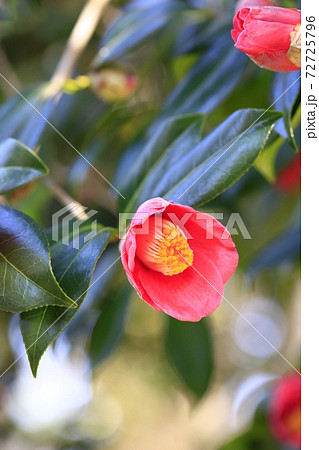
(135, 216, 194, 276)
(284, 406, 301, 435)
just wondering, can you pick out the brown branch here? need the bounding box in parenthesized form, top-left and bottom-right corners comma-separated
(0, 195, 8, 206)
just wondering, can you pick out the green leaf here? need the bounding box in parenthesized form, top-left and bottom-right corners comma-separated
(254, 132, 283, 183)
(165, 317, 214, 399)
(0, 206, 76, 313)
(163, 34, 248, 116)
(0, 86, 54, 148)
(165, 109, 283, 206)
(272, 71, 300, 151)
(68, 139, 106, 193)
(118, 114, 204, 212)
(119, 109, 282, 212)
(20, 226, 116, 377)
(94, 1, 186, 66)
(0, 138, 48, 194)
(89, 283, 131, 367)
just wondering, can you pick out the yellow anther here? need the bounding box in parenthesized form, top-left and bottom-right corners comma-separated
(135, 216, 193, 276)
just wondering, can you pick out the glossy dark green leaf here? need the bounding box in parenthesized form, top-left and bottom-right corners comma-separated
(0, 85, 55, 148)
(89, 283, 131, 367)
(166, 109, 283, 206)
(118, 114, 204, 212)
(0, 206, 76, 313)
(119, 109, 281, 211)
(94, 0, 186, 65)
(174, 13, 232, 56)
(272, 71, 301, 150)
(163, 34, 248, 116)
(165, 317, 214, 399)
(68, 140, 106, 192)
(20, 226, 116, 377)
(0, 138, 48, 194)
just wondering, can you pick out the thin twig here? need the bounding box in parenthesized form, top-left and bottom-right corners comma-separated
(43, 177, 89, 220)
(0, 195, 8, 206)
(51, 0, 110, 88)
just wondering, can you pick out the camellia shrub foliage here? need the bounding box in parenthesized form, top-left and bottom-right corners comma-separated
(0, 0, 300, 447)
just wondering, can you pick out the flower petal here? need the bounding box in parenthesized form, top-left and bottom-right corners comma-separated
(249, 52, 299, 72)
(164, 204, 239, 284)
(232, 6, 301, 71)
(246, 7, 300, 25)
(121, 236, 161, 311)
(121, 198, 238, 321)
(129, 197, 169, 229)
(137, 251, 224, 322)
(236, 20, 293, 54)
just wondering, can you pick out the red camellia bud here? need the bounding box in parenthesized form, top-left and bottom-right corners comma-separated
(231, 7, 301, 72)
(275, 153, 301, 193)
(121, 198, 238, 321)
(89, 68, 139, 102)
(268, 373, 301, 447)
(235, 0, 274, 12)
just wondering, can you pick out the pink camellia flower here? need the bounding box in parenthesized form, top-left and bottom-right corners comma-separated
(235, 0, 273, 12)
(232, 7, 301, 72)
(121, 198, 238, 321)
(268, 373, 301, 447)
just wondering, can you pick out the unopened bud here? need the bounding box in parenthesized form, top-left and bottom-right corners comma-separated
(89, 68, 139, 102)
(232, 6, 301, 72)
(235, 0, 274, 12)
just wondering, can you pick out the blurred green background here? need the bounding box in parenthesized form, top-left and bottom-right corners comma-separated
(0, 0, 300, 448)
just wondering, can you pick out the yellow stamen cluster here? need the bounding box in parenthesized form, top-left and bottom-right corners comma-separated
(135, 217, 194, 276)
(155, 222, 194, 275)
(284, 407, 301, 435)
